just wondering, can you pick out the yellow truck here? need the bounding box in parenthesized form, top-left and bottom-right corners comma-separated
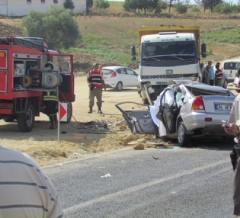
(132, 25, 206, 104)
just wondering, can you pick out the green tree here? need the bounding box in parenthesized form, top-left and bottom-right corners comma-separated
(175, 2, 188, 13)
(202, 0, 222, 12)
(23, 7, 80, 49)
(155, 0, 168, 14)
(123, 0, 166, 14)
(168, 0, 175, 14)
(96, 0, 110, 9)
(214, 3, 240, 13)
(63, 0, 75, 10)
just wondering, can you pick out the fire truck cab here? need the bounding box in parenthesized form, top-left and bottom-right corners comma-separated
(0, 37, 75, 131)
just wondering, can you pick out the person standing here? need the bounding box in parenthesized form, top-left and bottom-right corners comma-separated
(43, 90, 58, 129)
(87, 63, 105, 114)
(202, 61, 215, 85)
(215, 62, 223, 86)
(43, 63, 58, 129)
(0, 145, 63, 218)
(223, 93, 240, 217)
(234, 69, 240, 87)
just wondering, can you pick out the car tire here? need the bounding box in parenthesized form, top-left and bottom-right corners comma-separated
(177, 121, 190, 147)
(17, 104, 34, 132)
(116, 82, 123, 91)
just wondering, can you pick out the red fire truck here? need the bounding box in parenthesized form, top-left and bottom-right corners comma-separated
(0, 37, 75, 131)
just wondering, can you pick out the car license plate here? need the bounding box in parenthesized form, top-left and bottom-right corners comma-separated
(214, 103, 232, 111)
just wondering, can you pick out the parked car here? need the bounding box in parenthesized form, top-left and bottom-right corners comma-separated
(116, 81, 235, 146)
(101, 66, 138, 91)
(222, 58, 240, 84)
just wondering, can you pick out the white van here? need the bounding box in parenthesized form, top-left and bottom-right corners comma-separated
(222, 59, 240, 83)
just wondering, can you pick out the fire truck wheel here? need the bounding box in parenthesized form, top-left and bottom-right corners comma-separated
(4, 117, 15, 122)
(17, 104, 35, 132)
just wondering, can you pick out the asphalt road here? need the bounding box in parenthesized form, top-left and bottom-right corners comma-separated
(45, 143, 235, 218)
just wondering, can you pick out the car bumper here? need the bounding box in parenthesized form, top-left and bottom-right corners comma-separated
(183, 112, 229, 135)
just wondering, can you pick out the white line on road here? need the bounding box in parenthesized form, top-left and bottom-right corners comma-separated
(64, 159, 229, 215)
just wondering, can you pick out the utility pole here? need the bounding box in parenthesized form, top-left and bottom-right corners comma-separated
(6, 0, 8, 17)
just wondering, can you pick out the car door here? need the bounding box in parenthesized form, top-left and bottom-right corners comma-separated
(116, 68, 129, 87)
(126, 68, 138, 87)
(159, 88, 179, 134)
(115, 102, 156, 135)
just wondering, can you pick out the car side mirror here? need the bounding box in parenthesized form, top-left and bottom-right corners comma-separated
(130, 45, 136, 62)
(201, 43, 207, 58)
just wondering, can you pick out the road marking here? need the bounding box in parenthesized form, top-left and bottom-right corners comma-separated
(64, 159, 229, 215)
(113, 166, 231, 217)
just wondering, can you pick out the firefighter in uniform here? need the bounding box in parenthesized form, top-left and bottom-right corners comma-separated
(43, 91, 58, 129)
(43, 62, 58, 129)
(87, 63, 105, 114)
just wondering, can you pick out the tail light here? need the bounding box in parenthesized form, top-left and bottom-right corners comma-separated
(192, 96, 205, 111)
(111, 71, 117, 78)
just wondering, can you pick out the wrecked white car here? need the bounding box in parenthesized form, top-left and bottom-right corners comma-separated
(116, 82, 235, 146)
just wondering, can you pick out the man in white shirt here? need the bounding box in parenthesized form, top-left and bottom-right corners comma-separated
(223, 94, 240, 218)
(0, 146, 63, 218)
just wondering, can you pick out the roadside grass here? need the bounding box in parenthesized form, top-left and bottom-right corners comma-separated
(202, 27, 240, 44)
(74, 16, 240, 65)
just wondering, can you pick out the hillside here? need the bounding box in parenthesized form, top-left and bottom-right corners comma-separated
(1, 14, 240, 70)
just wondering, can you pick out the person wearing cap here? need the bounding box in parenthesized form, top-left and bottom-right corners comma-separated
(223, 92, 240, 217)
(87, 63, 105, 114)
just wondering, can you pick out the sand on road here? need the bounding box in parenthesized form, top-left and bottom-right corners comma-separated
(0, 76, 159, 165)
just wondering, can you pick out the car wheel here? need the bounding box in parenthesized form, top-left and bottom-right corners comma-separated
(17, 104, 34, 132)
(116, 82, 123, 91)
(177, 121, 190, 147)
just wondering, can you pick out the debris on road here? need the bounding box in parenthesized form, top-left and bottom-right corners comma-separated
(152, 155, 159, 160)
(78, 121, 110, 134)
(101, 173, 112, 178)
(134, 144, 145, 150)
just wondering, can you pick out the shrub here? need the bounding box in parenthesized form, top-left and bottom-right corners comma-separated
(155, 0, 168, 14)
(214, 3, 240, 14)
(175, 3, 188, 14)
(23, 7, 80, 49)
(95, 0, 110, 9)
(191, 6, 200, 13)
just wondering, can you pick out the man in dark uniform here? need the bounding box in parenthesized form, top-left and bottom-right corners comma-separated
(43, 63, 58, 129)
(43, 90, 58, 129)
